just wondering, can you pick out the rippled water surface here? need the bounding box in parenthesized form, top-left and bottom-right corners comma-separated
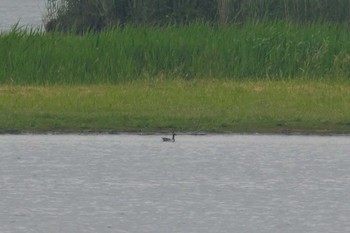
(0, 0, 45, 31)
(1, 134, 350, 233)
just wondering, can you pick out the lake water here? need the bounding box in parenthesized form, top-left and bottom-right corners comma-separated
(0, 0, 45, 31)
(1, 134, 350, 233)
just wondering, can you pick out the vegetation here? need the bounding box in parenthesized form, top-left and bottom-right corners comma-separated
(1, 80, 350, 134)
(1, 22, 350, 85)
(1, 1, 349, 134)
(45, 0, 350, 32)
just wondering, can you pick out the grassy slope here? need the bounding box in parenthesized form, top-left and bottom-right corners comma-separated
(1, 79, 349, 134)
(1, 22, 349, 134)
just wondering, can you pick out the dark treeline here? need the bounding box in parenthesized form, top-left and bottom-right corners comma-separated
(46, 0, 350, 33)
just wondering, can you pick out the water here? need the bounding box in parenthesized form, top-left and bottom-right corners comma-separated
(1, 134, 350, 233)
(0, 0, 45, 31)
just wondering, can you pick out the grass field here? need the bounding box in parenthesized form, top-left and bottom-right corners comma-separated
(1, 79, 349, 134)
(1, 21, 349, 134)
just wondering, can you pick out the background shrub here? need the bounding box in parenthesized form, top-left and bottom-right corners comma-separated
(45, 0, 350, 33)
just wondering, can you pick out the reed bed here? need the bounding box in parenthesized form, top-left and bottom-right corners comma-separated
(1, 21, 349, 85)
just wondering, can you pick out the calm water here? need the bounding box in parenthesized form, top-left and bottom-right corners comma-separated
(1, 134, 350, 233)
(0, 0, 45, 31)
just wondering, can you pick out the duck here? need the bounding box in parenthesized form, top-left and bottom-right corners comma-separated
(162, 132, 176, 142)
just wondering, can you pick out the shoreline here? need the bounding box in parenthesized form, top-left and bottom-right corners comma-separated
(1, 129, 349, 136)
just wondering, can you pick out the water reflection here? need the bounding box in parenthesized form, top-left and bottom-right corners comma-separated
(1, 134, 350, 233)
(0, 0, 45, 31)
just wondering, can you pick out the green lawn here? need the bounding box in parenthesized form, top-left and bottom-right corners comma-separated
(1, 79, 349, 134)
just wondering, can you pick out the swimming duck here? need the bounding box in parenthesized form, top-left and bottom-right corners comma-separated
(162, 132, 176, 142)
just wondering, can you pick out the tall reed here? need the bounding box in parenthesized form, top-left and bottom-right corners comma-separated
(1, 21, 349, 85)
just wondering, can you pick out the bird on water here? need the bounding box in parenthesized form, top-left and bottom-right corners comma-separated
(162, 132, 176, 142)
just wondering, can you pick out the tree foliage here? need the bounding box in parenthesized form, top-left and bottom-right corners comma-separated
(45, 0, 350, 33)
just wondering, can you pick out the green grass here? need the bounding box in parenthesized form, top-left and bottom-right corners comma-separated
(1, 22, 349, 134)
(1, 79, 350, 134)
(1, 21, 350, 84)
